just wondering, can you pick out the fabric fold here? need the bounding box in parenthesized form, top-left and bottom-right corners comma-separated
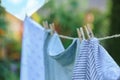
(20, 17, 48, 80)
(48, 33, 77, 65)
(46, 32, 78, 80)
(72, 38, 120, 80)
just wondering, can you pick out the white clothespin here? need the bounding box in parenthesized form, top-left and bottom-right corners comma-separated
(77, 27, 85, 41)
(86, 24, 94, 38)
(84, 25, 90, 39)
(49, 23, 55, 35)
(43, 21, 49, 29)
(77, 28, 82, 41)
(80, 27, 85, 40)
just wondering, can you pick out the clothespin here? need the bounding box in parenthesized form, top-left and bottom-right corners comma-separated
(84, 25, 90, 39)
(77, 28, 81, 41)
(80, 27, 85, 40)
(43, 21, 46, 28)
(84, 24, 94, 39)
(77, 27, 85, 41)
(43, 21, 49, 29)
(49, 23, 55, 35)
(86, 24, 94, 38)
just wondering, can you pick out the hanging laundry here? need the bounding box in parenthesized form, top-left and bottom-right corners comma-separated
(21, 17, 120, 80)
(21, 17, 78, 80)
(1, 0, 46, 20)
(20, 17, 48, 80)
(72, 38, 120, 80)
(46, 32, 78, 80)
(98, 42, 120, 80)
(72, 40, 94, 79)
(72, 39, 102, 80)
(87, 38, 103, 80)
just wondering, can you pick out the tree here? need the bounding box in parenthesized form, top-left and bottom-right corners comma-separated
(106, 0, 120, 65)
(0, 0, 7, 37)
(0, 0, 8, 60)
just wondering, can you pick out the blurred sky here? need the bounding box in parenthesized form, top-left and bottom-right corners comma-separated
(88, 0, 107, 11)
(1, 0, 107, 20)
(1, 0, 46, 20)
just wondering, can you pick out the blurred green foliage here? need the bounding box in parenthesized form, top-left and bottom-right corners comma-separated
(46, 0, 85, 48)
(0, 60, 20, 80)
(0, 2, 7, 37)
(1, 0, 119, 80)
(40, 0, 109, 48)
(106, 0, 120, 65)
(0, 2, 20, 80)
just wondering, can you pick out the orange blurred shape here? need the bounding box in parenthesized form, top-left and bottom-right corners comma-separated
(0, 29, 5, 36)
(85, 13, 94, 23)
(9, 52, 20, 60)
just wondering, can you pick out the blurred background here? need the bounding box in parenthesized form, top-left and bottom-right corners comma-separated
(0, 0, 120, 80)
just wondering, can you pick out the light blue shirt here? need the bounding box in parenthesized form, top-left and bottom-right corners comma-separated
(21, 17, 78, 80)
(98, 42, 120, 80)
(21, 17, 47, 80)
(45, 32, 78, 80)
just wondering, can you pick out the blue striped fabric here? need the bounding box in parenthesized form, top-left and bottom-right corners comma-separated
(20, 17, 46, 80)
(72, 40, 89, 80)
(87, 38, 103, 80)
(72, 38, 103, 80)
(90, 38, 120, 80)
(72, 38, 120, 80)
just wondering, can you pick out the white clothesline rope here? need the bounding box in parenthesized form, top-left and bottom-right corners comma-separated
(98, 34, 120, 41)
(59, 35, 76, 40)
(43, 22, 120, 41)
(59, 34, 120, 41)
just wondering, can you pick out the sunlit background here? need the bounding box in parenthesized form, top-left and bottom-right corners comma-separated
(0, 0, 120, 80)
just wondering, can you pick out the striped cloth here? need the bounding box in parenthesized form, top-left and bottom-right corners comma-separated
(72, 40, 89, 80)
(87, 38, 103, 80)
(72, 38, 103, 80)
(72, 38, 120, 80)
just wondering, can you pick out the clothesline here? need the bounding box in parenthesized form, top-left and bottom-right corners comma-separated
(59, 34, 120, 41)
(98, 34, 120, 40)
(59, 35, 76, 40)
(21, 17, 120, 80)
(44, 21, 120, 41)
